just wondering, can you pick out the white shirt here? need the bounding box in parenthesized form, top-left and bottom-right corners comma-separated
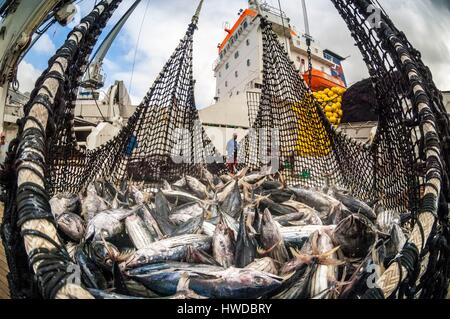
(226, 138, 239, 163)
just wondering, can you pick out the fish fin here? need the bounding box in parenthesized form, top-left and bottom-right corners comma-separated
(177, 272, 191, 292)
(253, 194, 271, 208)
(321, 246, 341, 259)
(290, 247, 302, 258)
(258, 240, 281, 257)
(235, 167, 249, 180)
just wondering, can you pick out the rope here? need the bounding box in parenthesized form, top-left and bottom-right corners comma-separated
(276, 0, 290, 51)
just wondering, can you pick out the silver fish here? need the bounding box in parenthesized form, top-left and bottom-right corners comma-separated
(245, 257, 279, 276)
(279, 225, 336, 248)
(169, 202, 205, 225)
(50, 193, 82, 219)
(186, 175, 209, 199)
(123, 234, 212, 269)
(140, 203, 164, 240)
(57, 212, 86, 242)
(125, 213, 155, 250)
(161, 189, 202, 204)
(288, 186, 348, 221)
(201, 221, 217, 237)
(259, 209, 289, 264)
(217, 180, 237, 203)
(85, 207, 136, 241)
(129, 185, 148, 205)
(212, 218, 236, 268)
(330, 188, 377, 220)
(308, 231, 339, 298)
(88, 289, 146, 299)
(188, 267, 282, 299)
(332, 214, 376, 259)
(280, 200, 323, 226)
(220, 180, 242, 218)
(173, 177, 187, 189)
(82, 183, 108, 222)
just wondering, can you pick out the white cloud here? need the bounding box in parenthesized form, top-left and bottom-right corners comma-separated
(31, 33, 56, 55)
(27, 0, 449, 109)
(17, 60, 42, 94)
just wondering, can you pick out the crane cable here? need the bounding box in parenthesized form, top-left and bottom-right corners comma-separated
(277, 0, 290, 52)
(128, 0, 150, 97)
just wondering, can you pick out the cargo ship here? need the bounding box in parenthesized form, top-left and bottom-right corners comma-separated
(199, 0, 352, 153)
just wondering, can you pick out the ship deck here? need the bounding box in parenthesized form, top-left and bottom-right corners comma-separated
(0, 204, 11, 299)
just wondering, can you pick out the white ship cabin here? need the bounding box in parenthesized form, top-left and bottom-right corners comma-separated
(199, 1, 348, 154)
(212, 1, 347, 103)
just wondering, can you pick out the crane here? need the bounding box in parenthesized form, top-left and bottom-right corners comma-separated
(0, 0, 77, 133)
(80, 0, 141, 93)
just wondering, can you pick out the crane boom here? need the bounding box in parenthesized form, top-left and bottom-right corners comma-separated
(301, 0, 311, 38)
(81, 0, 141, 90)
(0, 0, 73, 132)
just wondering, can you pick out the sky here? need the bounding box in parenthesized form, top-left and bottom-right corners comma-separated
(17, 0, 450, 109)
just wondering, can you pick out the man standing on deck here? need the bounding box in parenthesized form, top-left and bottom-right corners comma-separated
(226, 133, 239, 174)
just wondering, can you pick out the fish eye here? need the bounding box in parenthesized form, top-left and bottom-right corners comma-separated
(254, 277, 264, 285)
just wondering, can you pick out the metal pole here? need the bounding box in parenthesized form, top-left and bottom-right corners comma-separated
(301, 0, 310, 38)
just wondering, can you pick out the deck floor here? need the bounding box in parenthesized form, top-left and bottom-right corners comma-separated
(0, 204, 11, 299)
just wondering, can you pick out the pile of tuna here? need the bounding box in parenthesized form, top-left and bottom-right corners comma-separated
(50, 167, 407, 299)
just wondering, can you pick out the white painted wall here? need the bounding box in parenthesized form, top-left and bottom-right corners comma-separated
(213, 9, 338, 103)
(215, 17, 261, 101)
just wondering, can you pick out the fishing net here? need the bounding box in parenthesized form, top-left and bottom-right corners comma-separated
(1, 0, 449, 299)
(46, 0, 222, 195)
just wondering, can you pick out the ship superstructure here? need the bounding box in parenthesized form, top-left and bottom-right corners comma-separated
(213, 0, 346, 102)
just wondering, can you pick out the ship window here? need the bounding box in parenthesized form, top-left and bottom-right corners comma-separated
(255, 83, 263, 89)
(296, 40, 301, 46)
(243, 21, 248, 29)
(234, 51, 239, 59)
(236, 91, 240, 95)
(219, 72, 222, 77)
(235, 71, 238, 78)
(246, 39, 250, 46)
(225, 62, 229, 70)
(225, 81, 228, 87)
(247, 59, 251, 67)
(315, 48, 319, 54)
(218, 89, 220, 94)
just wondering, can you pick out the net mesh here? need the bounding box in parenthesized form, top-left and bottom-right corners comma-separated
(1, 0, 449, 299)
(47, 3, 223, 194)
